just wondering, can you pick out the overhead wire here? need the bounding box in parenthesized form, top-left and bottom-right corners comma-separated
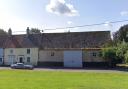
(12, 19, 128, 33)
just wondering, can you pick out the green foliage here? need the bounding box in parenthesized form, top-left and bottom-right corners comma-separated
(0, 28, 7, 35)
(116, 42, 128, 62)
(101, 47, 117, 60)
(113, 24, 128, 42)
(102, 25, 128, 65)
(101, 47, 118, 67)
(124, 51, 128, 64)
(30, 28, 41, 34)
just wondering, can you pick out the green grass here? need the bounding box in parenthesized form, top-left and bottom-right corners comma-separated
(0, 70, 127, 89)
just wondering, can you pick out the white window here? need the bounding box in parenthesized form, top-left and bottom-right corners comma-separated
(27, 57, 30, 63)
(27, 49, 30, 54)
(8, 55, 15, 64)
(10, 49, 13, 54)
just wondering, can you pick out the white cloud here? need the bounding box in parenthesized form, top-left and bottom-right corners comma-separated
(120, 11, 128, 16)
(67, 21, 73, 25)
(104, 21, 112, 27)
(46, 0, 79, 16)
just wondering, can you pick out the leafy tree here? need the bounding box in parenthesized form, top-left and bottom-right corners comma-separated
(116, 42, 128, 63)
(29, 28, 41, 34)
(0, 28, 7, 35)
(113, 24, 128, 42)
(101, 47, 118, 67)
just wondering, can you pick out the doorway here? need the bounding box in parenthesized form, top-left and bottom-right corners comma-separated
(64, 51, 83, 68)
(18, 56, 24, 63)
(19, 57, 23, 63)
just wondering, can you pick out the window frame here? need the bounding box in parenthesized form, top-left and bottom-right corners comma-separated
(0, 58, 2, 62)
(27, 49, 30, 54)
(92, 52, 97, 57)
(27, 57, 30, 63)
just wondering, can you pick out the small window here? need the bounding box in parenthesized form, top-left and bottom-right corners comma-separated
(27, 49, 30, 54)
(51, 52, 54, 56)
(27, 57, 30, 63)
(92, 52, 97, 57)
(0, 58, 2, 62)
(10, 50, 13, 54)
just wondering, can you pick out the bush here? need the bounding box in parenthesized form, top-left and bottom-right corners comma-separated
(125, 51, 128, 64)
(116, 42, 128, 63)
(101, 47, 118, 67)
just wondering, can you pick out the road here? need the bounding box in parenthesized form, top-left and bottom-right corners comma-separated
(0, 66, 127, 73)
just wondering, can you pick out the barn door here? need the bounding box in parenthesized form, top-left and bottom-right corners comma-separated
(64, 51, 83, 68)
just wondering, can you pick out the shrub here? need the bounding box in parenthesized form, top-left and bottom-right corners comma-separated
(116, 42, 128, 63)
(101, 47, 118, 67)
(124, 51, 128, 64)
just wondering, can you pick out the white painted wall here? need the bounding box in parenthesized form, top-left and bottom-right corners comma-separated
(83, 50, 106, 62)
(39, 50, 63, 62)
(4, 48, 38, 66)
(64, 51, 82, 68)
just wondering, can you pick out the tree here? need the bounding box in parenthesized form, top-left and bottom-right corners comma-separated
(101, 47, 118, 67)
(29, 28, 41, 34)
(113, 24, 128, 42)
(0, 28, 7, 35)
(116, 42, 128, 63)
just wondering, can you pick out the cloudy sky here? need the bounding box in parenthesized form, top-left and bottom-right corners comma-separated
(0, 0, 128, 34)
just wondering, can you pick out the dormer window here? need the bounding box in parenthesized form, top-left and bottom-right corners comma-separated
(27, 49, 30, 54)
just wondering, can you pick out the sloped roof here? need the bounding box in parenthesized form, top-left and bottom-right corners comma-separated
(0, 31, 111, 49)
(3, 35, 36, 48)
(0, 36, 8, 48)
(29, 31, 111, 49)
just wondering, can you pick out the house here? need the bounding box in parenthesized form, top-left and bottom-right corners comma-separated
(0, 27, 111, 67)
(3, 28, 39, 66)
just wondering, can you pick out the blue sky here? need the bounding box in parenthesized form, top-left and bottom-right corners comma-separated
(0, 0, 128, 34)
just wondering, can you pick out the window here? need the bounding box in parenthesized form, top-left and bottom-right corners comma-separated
(0, 58, 2, 62)
(92, 52, 97, 57)
(8, 55, 15, 64)
(51, 52, 54, 56)
(27, 57, 30, 63)
(10, 49, 13, 54)
(27, 49, 30, 54)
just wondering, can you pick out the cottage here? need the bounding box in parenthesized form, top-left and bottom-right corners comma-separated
(0, 28, 111, 67)
(3, 28, 38, 66)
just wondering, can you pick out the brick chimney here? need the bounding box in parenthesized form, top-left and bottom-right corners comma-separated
(26, 27, 30, 36)
(8, 28, 12, 37)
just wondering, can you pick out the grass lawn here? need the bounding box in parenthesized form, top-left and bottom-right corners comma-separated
(0, 70, 127, 89)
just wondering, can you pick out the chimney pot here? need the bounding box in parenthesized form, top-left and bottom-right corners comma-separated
(8, 28, 12, 36)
